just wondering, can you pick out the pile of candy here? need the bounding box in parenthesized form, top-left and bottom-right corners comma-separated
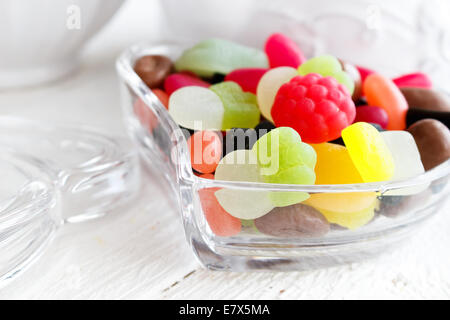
(133, 33, 450, 238)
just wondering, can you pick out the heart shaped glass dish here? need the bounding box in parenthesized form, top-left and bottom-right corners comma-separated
(116, 42, 450, 271)
(0, 117, 140, 286)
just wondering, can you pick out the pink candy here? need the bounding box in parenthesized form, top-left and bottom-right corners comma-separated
(393, 72, 432, 89)
(164, 72, 210, 96)
(225, 68, 268, 94)
(354, 105, 389, 129)
(356, 65, 375, 84)
(264, 33, 306, 68)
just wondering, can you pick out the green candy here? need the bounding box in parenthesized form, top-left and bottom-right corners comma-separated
(175, 38, 269, 78)
(240, 219, 260, 234)
(298, 55, 355, 94)
(210, 82, 260, 130)
(252, 127, 316, 207)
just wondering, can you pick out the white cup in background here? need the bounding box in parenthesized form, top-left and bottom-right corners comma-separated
(0, 0, 124, 89)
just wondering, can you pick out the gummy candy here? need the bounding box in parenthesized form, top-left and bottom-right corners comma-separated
(298, 55, 355, 94)
(342, 122, 395, 182)
(393, 72, 432, 89)
(364, 73, 409, 130)
(340, 60, 362, 102)
(188, 130, 222, 174)
(264, 33, 306, 68)
(311, 143, 362, 185)
(152, 89, 169, 109)
(225, 68, 268, 94)
(354, 106, 389, 129)
(356, 65, 375, 84)
(381, 131, 427, 195)
(407, 119, 450, 170)
(256, 67, 298, 122)
(199, 187, 241, 237)
(169, 86, 224, 130)
(210, 82, 260, 129)
(214, 150, 274, 219)
(164, 72, 209, 96)
(400, 87, 450, 112)
(175, 38, 269, 78)
(305, 194, 376, 230)
(169, 83, 260, 131)
(252, 127, 316, 207)
(307, 143, 377, 229)
(254, 203, 329, 238)
(331, 127, 387, 147)
(240, 219, 260, 234)
(134, 55, 173, 89)
(134, 98, 158, 132)
(271, 73, 356, 143)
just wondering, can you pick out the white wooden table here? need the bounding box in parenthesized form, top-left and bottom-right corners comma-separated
(1, 0, 449, 299)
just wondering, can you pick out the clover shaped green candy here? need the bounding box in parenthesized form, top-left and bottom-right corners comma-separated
(210, 81, 261, 130)
(298, 55, 355, 95)
(252, 127, 317, 207)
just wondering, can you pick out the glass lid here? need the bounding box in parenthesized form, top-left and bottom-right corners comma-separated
(0, 116, 141, 287)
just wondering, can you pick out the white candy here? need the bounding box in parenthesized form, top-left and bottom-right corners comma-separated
(214, 149, 274, 219)
(168, 86, 224, 130)
(381, 131, 429, 195)
(256, 67, 298, 122)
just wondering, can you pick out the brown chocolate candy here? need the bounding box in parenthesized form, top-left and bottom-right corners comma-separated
(407, 119, 450, 170)
(339, 59, 362, 102)
(134, 55, 173, 89)
(254, 203, 330, 238)
(400, 87, 450, 112)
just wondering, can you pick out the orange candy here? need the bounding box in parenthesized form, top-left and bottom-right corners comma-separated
(197, 172, 241, 236)
(311, 143, 363, 184)
(187, 131, 222, 174)
(133, 98, 158, 132)
(199, 187, 241, 237)
(152, 89, 169, 109)
(364, 73, 409, 130)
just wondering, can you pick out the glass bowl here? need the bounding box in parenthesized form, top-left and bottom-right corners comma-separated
(116, 42, 450, 271)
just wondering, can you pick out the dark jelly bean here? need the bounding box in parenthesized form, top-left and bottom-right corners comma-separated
(134, 55, 173, 89)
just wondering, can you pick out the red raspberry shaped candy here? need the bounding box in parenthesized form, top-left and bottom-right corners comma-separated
(271, 73, 356, 143)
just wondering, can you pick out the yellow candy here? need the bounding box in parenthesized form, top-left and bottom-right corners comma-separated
(306, 142, 377, 229)
(306, 195, 376, 230)
(311, 143, 363, 184)
(341, 122, 395, 182)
